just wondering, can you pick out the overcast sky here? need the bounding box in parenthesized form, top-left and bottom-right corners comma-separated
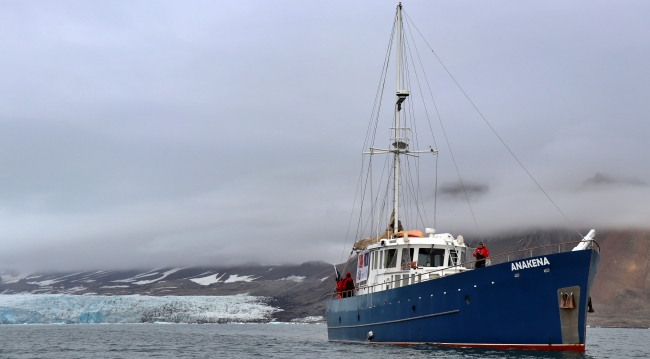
(1, 0, 649, 271)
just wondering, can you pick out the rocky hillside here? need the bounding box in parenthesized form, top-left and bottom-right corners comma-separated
(2, 229, 649, 326)
(587, 231, 650, 327)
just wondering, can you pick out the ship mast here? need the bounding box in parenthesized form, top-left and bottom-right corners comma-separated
(363, 2, 437, 238)
(393, 2, 404, 234)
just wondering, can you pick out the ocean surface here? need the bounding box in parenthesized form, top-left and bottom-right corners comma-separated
(0, 325, 647, 358)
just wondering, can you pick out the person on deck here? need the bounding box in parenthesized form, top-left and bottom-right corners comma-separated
(473, 242, 489, 269)
(335, 277, 344, 299)
(342, 272, 355, 298)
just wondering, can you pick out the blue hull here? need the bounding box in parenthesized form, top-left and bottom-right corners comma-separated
(326, 249, 599, 351)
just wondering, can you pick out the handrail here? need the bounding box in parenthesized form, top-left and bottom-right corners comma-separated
(330, 239, 600, 299)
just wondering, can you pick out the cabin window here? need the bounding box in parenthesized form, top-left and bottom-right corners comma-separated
(380, 251, 384, 269)
(400, 248, 414, 269)
(417, 248, 446, 267)
(386, 249, 397, 268)
(401, 274, 408, 287)
(372, 251, 377, 270)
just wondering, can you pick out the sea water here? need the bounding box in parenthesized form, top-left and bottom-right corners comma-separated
(0, 325, 647, 358)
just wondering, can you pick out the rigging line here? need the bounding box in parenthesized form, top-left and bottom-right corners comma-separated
(404, 11, 574, 228)
(370, 155, 373, 238)
(404, 18, 444, 228)
(371, 150, 391, 237)
(410, 160, 427, 229)
(404, 155, 426, 228)
(401, 45, 427, 230)
(341, 13, 396, 262)
(378, 164, 392, 235)
(402, 157, 421, 230)
(368, 24, 396, 151)
(403, 34, 432, 228)
(404, 15, 481, 237)
(341, 158, 366, 262)
(356, 158, 374, 241)
(363, 15, 396, 153)
(361, 157, 388, 240)
(355, 163, 365, 241)
(398, 167, 411, 229)
(435, 154, 439, 228)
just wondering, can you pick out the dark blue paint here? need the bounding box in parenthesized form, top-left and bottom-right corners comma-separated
(327, 249, 599, 346)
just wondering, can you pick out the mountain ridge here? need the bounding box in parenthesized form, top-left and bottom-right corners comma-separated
(2, 229, 649, 326)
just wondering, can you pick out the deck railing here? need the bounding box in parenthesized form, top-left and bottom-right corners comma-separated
(331, 239, 600, 299)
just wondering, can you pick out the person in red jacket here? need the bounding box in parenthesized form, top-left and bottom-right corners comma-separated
(473, 242, 489, 268)
(342, 272, 355, 298)
(335, 278, 344, 299)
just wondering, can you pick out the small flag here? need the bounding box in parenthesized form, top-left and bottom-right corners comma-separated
(333, 264, 341, 281)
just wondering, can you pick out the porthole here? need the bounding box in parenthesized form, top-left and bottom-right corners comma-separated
(514, 273, 520, 278)
(465, 295, 470, 304)
(544, 268, 550, 273)
(412, 305, 416, 313)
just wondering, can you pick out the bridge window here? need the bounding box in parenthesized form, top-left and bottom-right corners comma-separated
(385, 249, 397, 268)
(417, 248, 445, 267)
(400, 248, 414, 269)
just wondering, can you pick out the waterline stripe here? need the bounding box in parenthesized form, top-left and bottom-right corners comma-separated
(328, 309, 459, 329)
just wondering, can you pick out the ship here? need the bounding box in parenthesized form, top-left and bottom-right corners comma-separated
(326, 3, 600, 352)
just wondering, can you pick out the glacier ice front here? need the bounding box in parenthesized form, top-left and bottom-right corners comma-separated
(0, 294, 280, 324)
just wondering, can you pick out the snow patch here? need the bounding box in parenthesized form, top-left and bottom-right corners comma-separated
(133, 268, 184, 285)
(190, 273, 225, 286)
(100, 285, 130, 289)
(224, 274, 259, 283)
(279, 276, 306, 282)
(1, 273, 30, 284)
(320, 276, 330, 281)
(111, 270, 160, 283)
(27, 273, 83, 287)
(186, 271, 212, 279)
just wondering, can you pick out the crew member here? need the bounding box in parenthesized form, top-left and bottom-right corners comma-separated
(473, 242, 489, 268)
(335, 277, 344, 299)
(342, 272, 355, 298)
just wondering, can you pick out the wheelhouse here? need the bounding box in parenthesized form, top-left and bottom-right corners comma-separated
(356, 230, 468, 295)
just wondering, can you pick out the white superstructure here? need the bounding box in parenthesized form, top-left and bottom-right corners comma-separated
(356, 229, 469, 295)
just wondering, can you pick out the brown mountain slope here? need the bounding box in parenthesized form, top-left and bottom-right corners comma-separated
(588, 230, 650, 327)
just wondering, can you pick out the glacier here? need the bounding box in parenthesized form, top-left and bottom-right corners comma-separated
(0, 294, 280, 324)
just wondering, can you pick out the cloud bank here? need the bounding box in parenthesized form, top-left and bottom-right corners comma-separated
(0, 0, 649, 271)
